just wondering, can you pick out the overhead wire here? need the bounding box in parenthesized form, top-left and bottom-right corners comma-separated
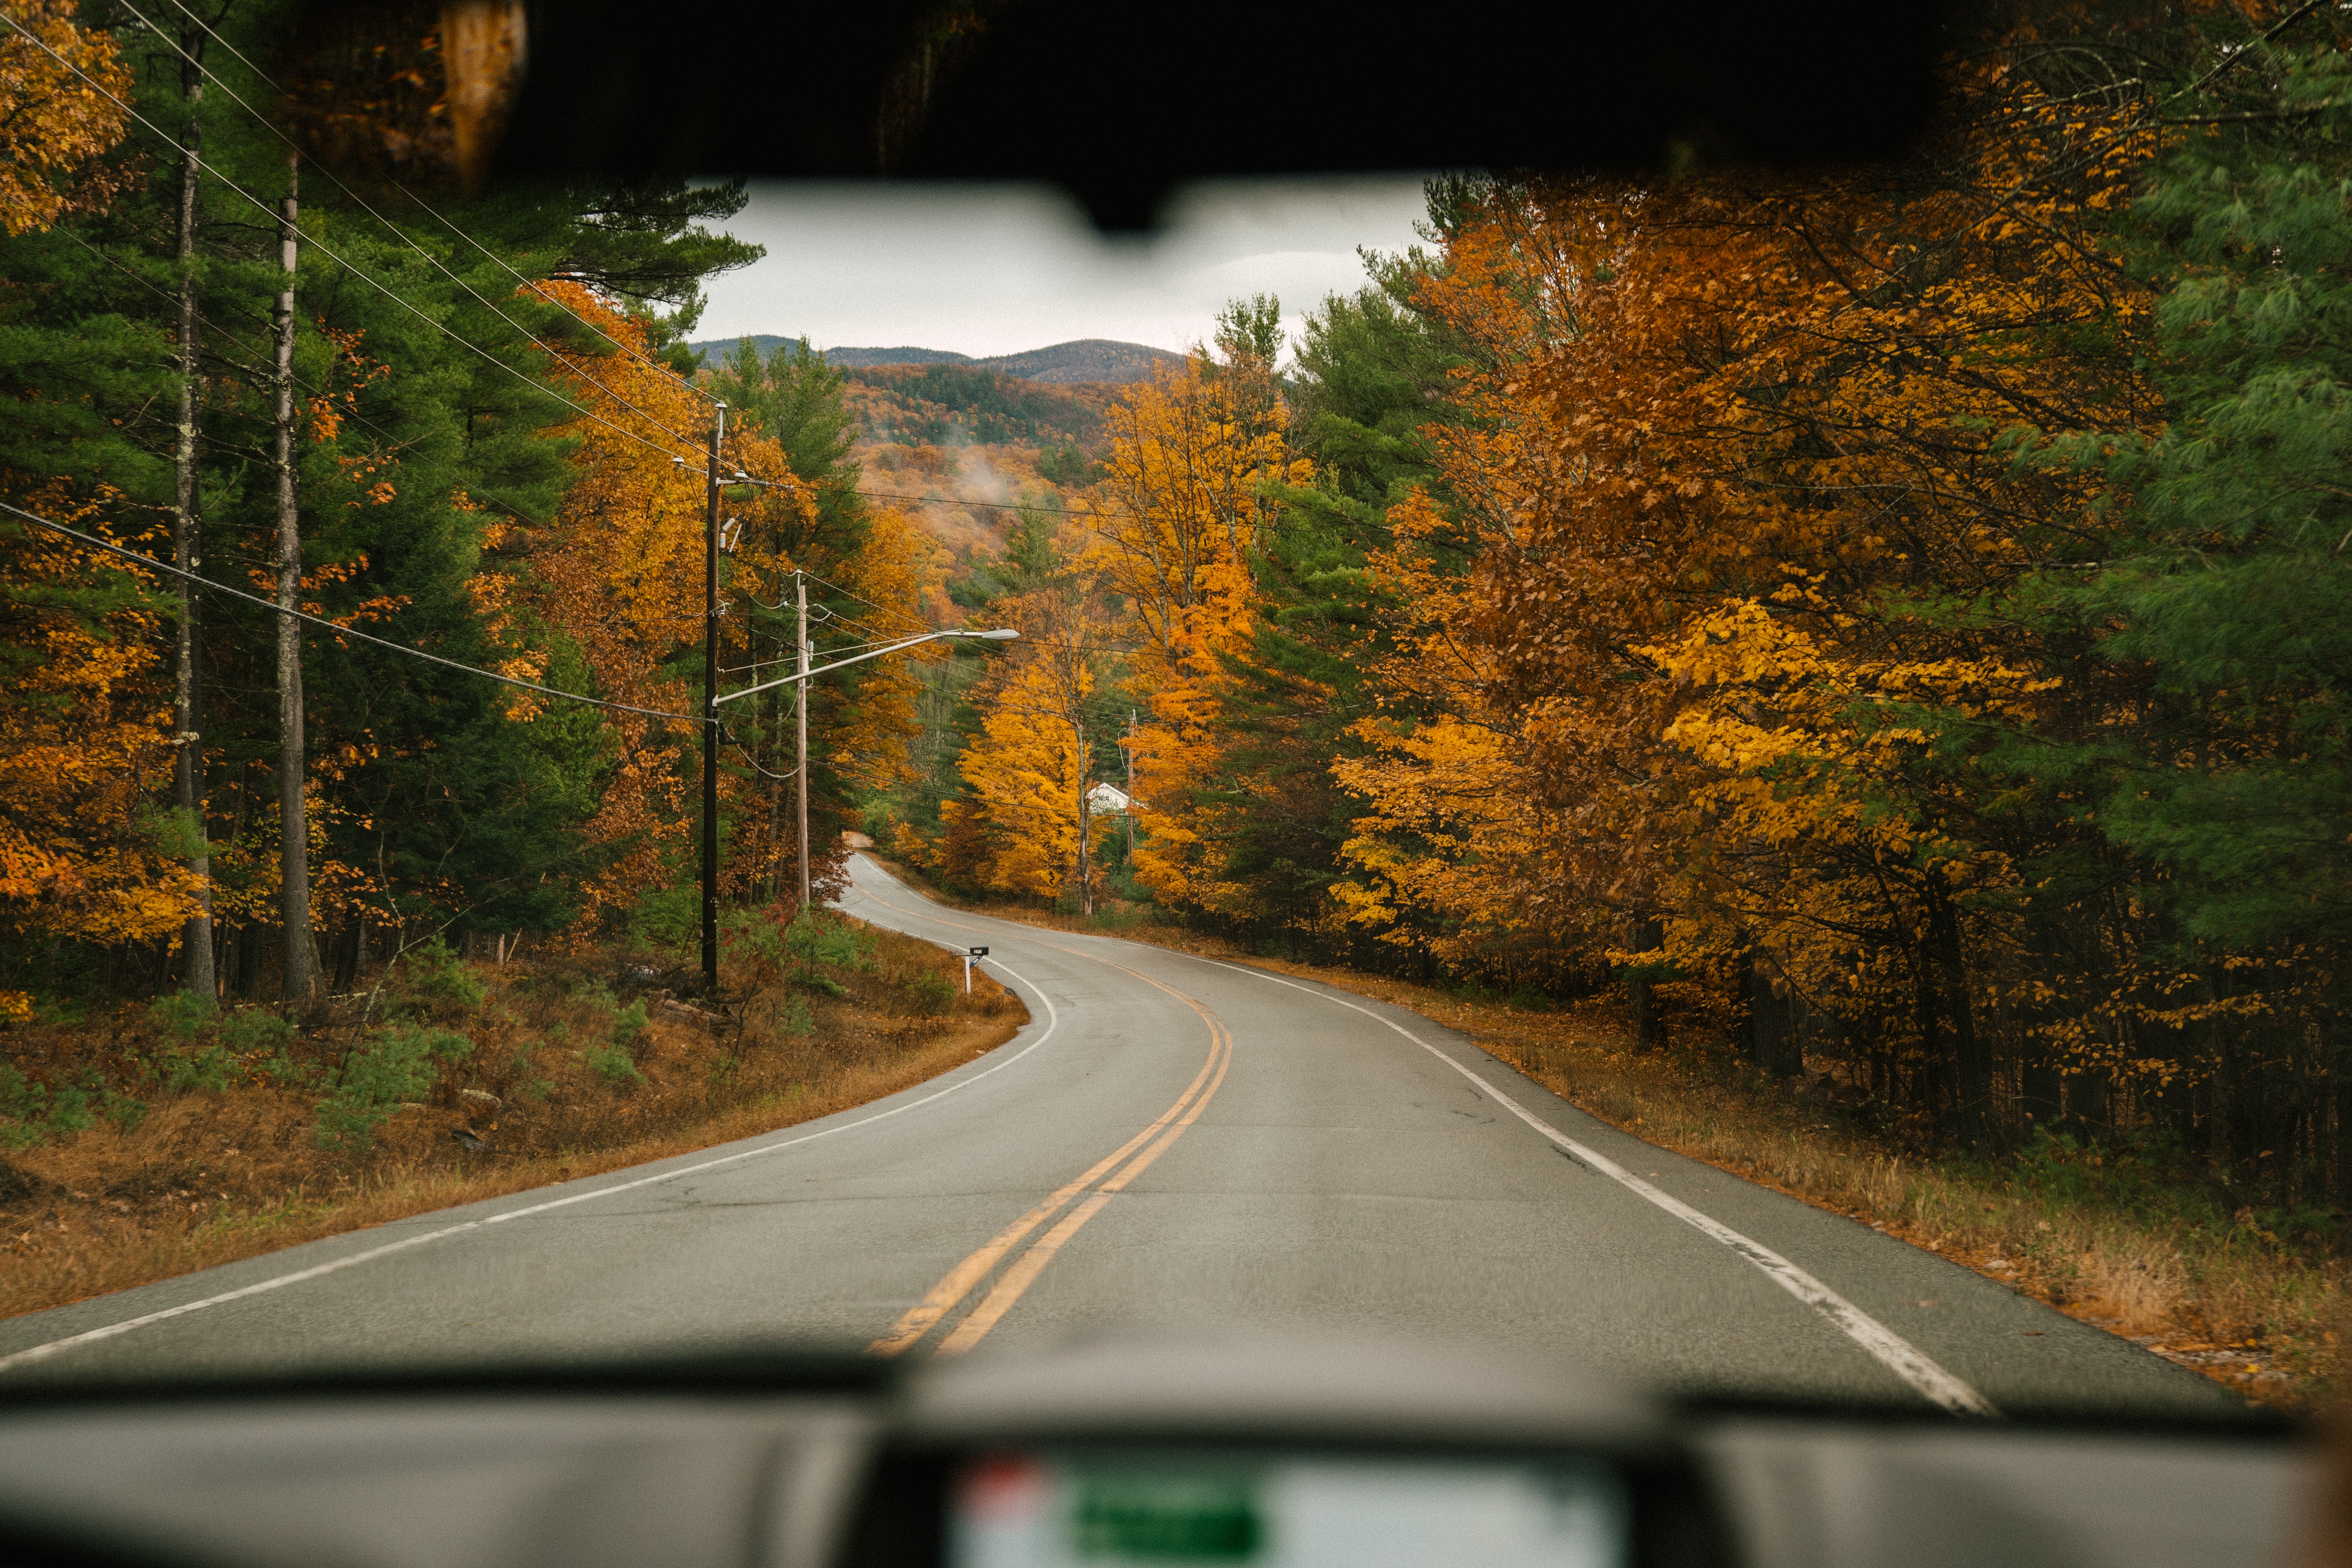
(0, 15, 707, 468)
(96, 5, 1438, 561)
(58, 229, 753, 640)
(121, 0, 716, 451)
(54, 226, 559, 530)
(97, 11, 1453, 556)
(4, 501, 701, 724)
(152, 0, 723, 407)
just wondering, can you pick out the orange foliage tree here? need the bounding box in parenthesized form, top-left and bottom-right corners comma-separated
(514, 291, 919, 926)
(1337, 58, 2168, 1134)
(1090, 324, 1309, 916)
(0, 0, 133, 236)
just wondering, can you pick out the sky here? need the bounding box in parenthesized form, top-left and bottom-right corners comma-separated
(690, 177, 1435, 359)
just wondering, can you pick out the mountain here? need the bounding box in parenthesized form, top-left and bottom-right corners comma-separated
(689, 335, 972, 369)
(820, 346, 976, 368)
(685, 335, 1183, 385)
(975, 339, 1183, 385)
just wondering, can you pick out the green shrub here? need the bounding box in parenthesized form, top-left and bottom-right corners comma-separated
(221, 1008, 296, 1055)
(104, 1091, 147, 1134)
(905, 972, 955, 1016)
(396, 937, 486, 1017)
(315, 1026, 472, 1149)
(508, 1046, 552, 1102)
(145, 1006, 303, 1095)
(0, 1066, 103, 1148)
(585, 1039, 643, 1085)
(781, 994, 815, 1037)
(146, 992, 216, 1039)
(160, 1041, 232, 1093)
(587, 1000, 650, 1085)
(219, 1010, 306, 1087)
(723, 906, 873, 995)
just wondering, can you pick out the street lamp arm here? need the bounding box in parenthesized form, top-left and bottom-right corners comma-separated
(710, 627, 1017, 707)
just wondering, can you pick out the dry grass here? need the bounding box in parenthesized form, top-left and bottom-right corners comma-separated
(882, 862, 2341, 1410)
(0, 918, 1025, 1322)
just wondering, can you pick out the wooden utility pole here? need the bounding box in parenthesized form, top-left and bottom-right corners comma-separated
(699, 404, 724, 989)
(795, 572, 809, 911)
(273, 147, 310, 1004)
(1124, 707, 1136, 860)
(172, 22, 214, 1000)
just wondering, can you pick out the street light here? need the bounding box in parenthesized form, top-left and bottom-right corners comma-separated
(689, 443, 1014, 982)
(708, 618, 1019, 924)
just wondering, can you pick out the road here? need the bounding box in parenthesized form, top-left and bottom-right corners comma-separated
(0, 856, 2228, 1416)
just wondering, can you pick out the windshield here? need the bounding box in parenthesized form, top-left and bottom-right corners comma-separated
(0, 0, 2333, 1426)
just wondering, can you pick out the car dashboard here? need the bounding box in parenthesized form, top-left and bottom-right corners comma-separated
(0, 1337, 2310, 1568)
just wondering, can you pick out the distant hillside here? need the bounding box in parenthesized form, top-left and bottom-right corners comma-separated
(823, 346, 975, 368)
(977, 339, 1183, 385)
(688, 334, 805, 368)
(843, 364, 1111, 454)
(686, 335, 1182, 385)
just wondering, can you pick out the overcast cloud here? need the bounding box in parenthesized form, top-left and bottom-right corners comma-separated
(691, 177, 1435, 359)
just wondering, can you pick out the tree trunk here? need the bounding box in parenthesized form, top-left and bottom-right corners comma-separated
(1745, 949, 1801, 1078)
(172, 31, 215, 1000)
(1931, 886, 1989, 1147)
(2333, 1065, 2352, 1214)
(332, 915, 360, 992)
(274, 148, 311, 1005)
(1628, 915, 1666, 1049)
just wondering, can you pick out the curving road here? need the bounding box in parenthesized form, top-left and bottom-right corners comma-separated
(0, 857, 2229, 1416)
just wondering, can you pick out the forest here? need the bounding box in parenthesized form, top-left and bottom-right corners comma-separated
(6, 0, 2352, 1225)
(0, 2, 925, 1037)
(871, 5, 2352, 1217)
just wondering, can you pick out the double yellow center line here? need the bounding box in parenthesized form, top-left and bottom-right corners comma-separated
(859, 894, 1235, 1357)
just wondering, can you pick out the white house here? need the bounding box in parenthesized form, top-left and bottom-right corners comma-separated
(1086, 782, 1133, 815)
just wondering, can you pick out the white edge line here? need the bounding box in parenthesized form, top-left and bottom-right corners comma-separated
(843, 860, 1992, 1415)
(1152, 950, 1997, 1417)
(0, 952, 1063, 1376)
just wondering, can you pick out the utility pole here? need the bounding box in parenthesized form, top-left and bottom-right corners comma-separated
(273, 147, 310, 1005)
(699, 403, 725, 990)
(173, 22, 213, 1000)
(1124, 707, 1137, 860)
(795, 572, 809, 911)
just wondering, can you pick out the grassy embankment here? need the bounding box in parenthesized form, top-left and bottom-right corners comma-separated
(0, 912, 1024, 1322)
(876, 859, 2339, 1409)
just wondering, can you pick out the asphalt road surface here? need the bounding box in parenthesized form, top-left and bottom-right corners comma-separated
(0, 857, 2230, 1416)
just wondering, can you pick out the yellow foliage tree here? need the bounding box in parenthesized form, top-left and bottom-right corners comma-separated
(0, 0, 132, 237)
(516, 287, 920, 922)
(1091, 352, 1309, 913)
(0, 489, 200, 957)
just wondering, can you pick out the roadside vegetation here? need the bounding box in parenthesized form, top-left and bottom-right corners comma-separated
(0, 910, 1021, 1321)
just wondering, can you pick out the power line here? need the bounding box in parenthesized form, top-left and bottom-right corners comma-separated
(3, 501, 702, 724)
(121, 0, 716, 448)
(78, 12, 1431, 560)
(54, 226, 557, 529)
(0, 15, 705, 468)
(152, 0, 722, 407)
(801, 569, 935, 636)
